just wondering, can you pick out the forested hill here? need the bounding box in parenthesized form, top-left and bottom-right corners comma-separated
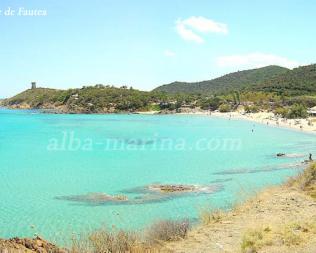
(153, 65, 289, 94)
(257, 64, 316, 95)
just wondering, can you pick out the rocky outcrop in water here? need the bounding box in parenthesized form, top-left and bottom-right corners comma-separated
(56, 184, 223, 205)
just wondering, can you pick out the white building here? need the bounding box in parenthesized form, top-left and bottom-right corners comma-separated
(308, 106, 316, 116)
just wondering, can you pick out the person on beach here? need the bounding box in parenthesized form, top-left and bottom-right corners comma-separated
(309, 153, 313, 161)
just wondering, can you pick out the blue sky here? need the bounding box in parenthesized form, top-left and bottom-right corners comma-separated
(0, 0, 315, 97)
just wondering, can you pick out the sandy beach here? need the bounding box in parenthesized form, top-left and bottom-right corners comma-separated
(138, 109, 316, 134)
(210, 111, 316, 134)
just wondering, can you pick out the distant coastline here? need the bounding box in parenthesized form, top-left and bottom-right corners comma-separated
(2, 105, 316, 135)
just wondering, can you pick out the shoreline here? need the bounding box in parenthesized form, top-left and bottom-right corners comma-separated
(170, 110, 316, 135)
(2, 106, 316, 135)
(210, 111, 316, 135)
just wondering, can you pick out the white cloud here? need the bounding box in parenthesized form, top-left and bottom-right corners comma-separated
(164, 49, 176, 57)
(216, 53, 301, 69)
(176, 21, 204, 43)
(183, 16, 228, 34)
(176, 16, 228, 43)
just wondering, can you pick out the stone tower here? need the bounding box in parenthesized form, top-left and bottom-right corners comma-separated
(31, 82, 36, 89)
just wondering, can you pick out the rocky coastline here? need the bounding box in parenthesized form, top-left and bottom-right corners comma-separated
(0, 237, 66, 253)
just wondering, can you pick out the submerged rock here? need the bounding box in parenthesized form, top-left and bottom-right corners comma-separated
(147, 184, 221, 194)
(276, 153, 305, 158)
(149, 184, 196, 193)
(55, 192, 128, 203)
(56, 184, 223, 205)
(277, 153, 286, 157)
(213, 162, 304, 175)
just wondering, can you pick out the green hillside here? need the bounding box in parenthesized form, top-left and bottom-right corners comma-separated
(257, 64, 316, 95)
(154, 65, 289, 94)
(2, 86, 170, 113)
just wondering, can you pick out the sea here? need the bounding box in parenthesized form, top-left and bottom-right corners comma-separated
(0, 108, 315, 244)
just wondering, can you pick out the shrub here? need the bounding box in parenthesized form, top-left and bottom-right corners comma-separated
(145, 219, 190, 244)
(199, 97, 222, 110)
(218, 103, 231, 112)
(70, 219, 190, 253)
(274, 107, 289, 117)
(71, 228, 140, 253)
(286, 104, 308, 119)
(244, 105, 259, 113)
(90, 229, 138, 253)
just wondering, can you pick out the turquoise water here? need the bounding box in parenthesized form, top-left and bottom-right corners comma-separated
(0, 108, 315, 243)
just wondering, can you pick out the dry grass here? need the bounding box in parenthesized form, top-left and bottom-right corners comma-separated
(241, 226, 273, 253)
(287, 162, 316, 190)
(199, 208, 225, 225)
(240, 163, 316, 252)
(241, 222, 316, 253)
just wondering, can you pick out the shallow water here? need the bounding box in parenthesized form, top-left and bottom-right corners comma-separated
(0, 109, 315, 243)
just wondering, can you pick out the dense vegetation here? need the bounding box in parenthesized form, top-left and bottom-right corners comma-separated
(2, 86, 166, 113)
(154, 64, 316, 97)
(258, 64, 316, 95)
(154, 65, 289, 94)
(2, 85, 205, 113)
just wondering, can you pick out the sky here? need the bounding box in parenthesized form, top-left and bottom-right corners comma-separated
(0, 0, 316, 98)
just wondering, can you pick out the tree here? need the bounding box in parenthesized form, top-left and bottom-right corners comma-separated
(244, 105, 259, 113)
(274, 107, 288, 117)
(286, 104, 308, 119)
(199, 97, 221, 111)
(219, 103, 231, 112)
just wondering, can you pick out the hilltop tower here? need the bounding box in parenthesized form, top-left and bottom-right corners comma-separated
(31, 82, 36, 89)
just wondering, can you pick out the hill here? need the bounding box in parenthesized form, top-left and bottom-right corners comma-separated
(258, 64, 316, 95)
(154, 65, 289, 94)
(2, 86, 168, 113)
(3, 64, 316, 114)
